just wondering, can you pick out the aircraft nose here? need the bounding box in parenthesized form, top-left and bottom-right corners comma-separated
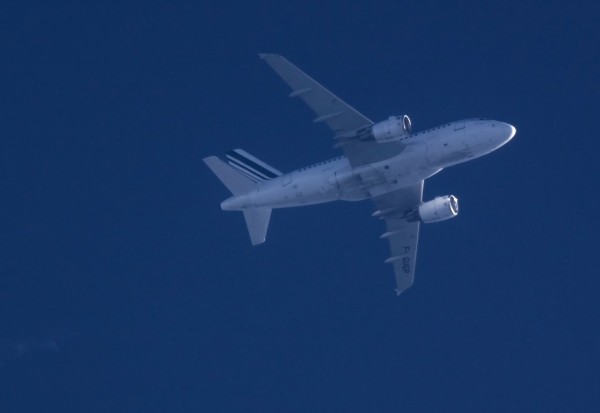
(490, 121, 516, 147)
(499, 122, 516, 142)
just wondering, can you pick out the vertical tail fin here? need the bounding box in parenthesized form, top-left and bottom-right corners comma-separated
(203, 156, 255, 196)
(203, 155, 273, 246)
(225, 149, 283, 183)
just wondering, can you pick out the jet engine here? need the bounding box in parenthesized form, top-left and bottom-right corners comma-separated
(408, 195, 459, 223)
(368, 115, 412, 143)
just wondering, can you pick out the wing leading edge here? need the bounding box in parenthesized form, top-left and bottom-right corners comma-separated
(259, 53, 372, 134)
(372, 181, 424, 295)
(260, 54, 406, 166)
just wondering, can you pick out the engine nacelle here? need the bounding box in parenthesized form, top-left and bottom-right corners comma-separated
(416, 195, 459, 223)
(370, 115, 412, 143)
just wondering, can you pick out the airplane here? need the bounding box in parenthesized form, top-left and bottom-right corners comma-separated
(204, 54, 516, 295)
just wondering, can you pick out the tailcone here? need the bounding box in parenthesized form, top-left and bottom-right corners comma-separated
(221, 196, 245, 211)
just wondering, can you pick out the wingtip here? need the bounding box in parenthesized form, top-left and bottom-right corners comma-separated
(258, 53, 279, 60)
(202, 156, 218, 164)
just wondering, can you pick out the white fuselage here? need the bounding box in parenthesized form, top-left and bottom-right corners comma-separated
(221, 119, 516, 211)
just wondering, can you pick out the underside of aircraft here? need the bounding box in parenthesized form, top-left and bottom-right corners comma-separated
(205, 54, 516, 295)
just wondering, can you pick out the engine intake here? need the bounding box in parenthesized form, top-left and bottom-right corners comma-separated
(410, 195, 459, 223)
(368, 115, 412, 143)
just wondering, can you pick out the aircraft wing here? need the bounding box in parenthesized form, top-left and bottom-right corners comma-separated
(260, 54, 372, 134)
(372, 181, 424, 295)
(260, 54, 405, 166)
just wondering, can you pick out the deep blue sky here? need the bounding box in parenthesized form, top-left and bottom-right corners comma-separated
(1, 2, 599, 412)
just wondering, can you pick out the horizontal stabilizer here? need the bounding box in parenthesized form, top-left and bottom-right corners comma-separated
(243, 208, 272, 245)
